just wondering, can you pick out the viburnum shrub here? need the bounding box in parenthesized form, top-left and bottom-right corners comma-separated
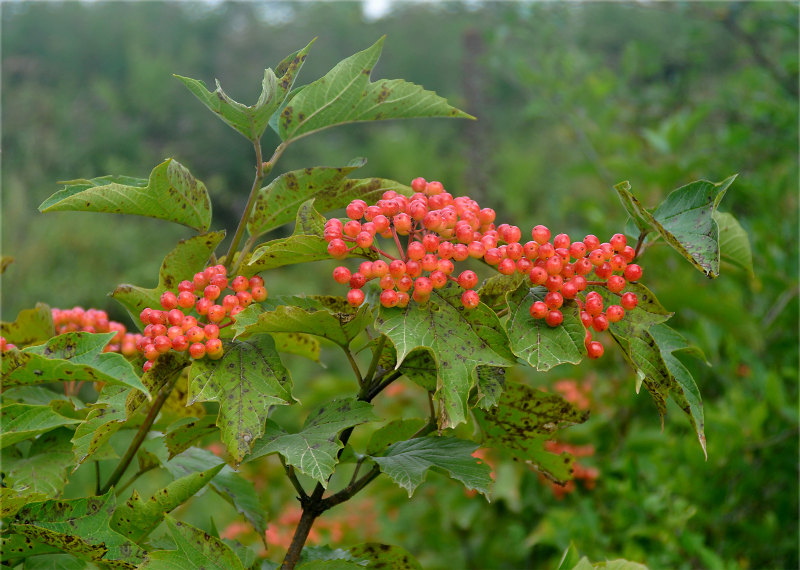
(1, 38, 742, 569)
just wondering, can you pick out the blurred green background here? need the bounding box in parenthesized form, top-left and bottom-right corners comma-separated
(2, 1, 798, 568)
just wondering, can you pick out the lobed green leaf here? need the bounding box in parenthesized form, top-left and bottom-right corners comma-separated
(39, 159, 213, 232)
(0, 303, 55, 347)
(1, 428, 74, 505)
(70, 386, 128, 467)
(139, 516, 244, 569)
(0, 404, 80, 449)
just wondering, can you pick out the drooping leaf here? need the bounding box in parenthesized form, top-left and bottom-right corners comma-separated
(278, 37, 472, 143)
(2, 332, 148, 397)
(375, 282, 514, 429)
(247, 398, 378, 485)
(109, 464, 224, 543)
(139, 516, 244, 569)
(348, 543, 422, 569)
(71, 386, 128, 466)
(0, 303, 55, 347)
(39, 159, 213, 232)
(112, 231, 225, 320)
(504, 282, 585, 371)
(369, 436, 492, 498)
(474, 382, 588, 483)
(1, 428, 74, 504)
(247, 161, 413, 238)
(188, 335, 294, 463)
(714, 211, 755, 279)
(175, 40, 312, 142)
(245, 201, 375, 276)
(0, 404, 80, 449)
(232, 294, 372, 348)
(165, 416, 219, 459)
(162, 447, 267, 539)
(11, 492, 146, 567)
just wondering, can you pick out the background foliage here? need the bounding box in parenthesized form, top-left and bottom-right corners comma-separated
(2, 1, 797, 568)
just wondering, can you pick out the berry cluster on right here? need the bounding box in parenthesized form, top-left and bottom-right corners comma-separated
(135, 265, 267, 372)
(324, 177, 643, 360)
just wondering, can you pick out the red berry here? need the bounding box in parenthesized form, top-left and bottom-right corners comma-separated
(231, 275, 249, 292)
(349, 272, 367, 289)
(143, 360, 154, 373)
(607, 275, 626, 293)
(420, 254, 438, 272)
(249, 276, 265, 289)
(204, 285, 221, 301)
(347, 288, 365, 307)
(621, 292, 638, 310)
(498, 258, 516, 275)
(532, 225, 551, 245)
(207, 305, 226, 323)
(580, 311, 593, 328)
(458, 270, 478, 290)
(235, 291, 252, 307)
(414, 277, 433, 295)
(380, 289, 399, 308)
(203, 324, 220, 340)
(606, 305, 625, 322)
(405, 261, 422, 278)
(585, 292, 604, 316)
(592, 314, 609, 332)
(346, 200, 367, 220)
(624, 264, 643, 281)
(333, 266, 351, 285)
(583, 234, 601, 251)
(544, 274, 563, 292)
(553, 233, 571, 249)
(140, 308, 152, 324)
(143, 343, 160, 361)
(178, 280, 194, 293)
(545, 291, 564, 309)
(587, 341, 604, 359)
(181, 316, 198, 331)
(327, 238, 349, 259)
(195, 298, 212, 316)
(530, 301, 548, 319)
(185, 326, 205, 343)
(379, 275, 395, 290)
(210, 274, 228, 290)
(621, 246, 637, 263)
(177, 291, 196, 309)
(189, 342, 206, 359)
(167, 309, 185, 326)
(545, 310, 564, 327)
(609, 254, 627, 272)
(251, 286, 268, 302)
(610, 233, 627, 251)
(411, 177, 427, 192)
(461, 290, 480, 309)
(205, 338, 224, 359)
(172, 335, 189, 352)
(529, 266, 548, 286)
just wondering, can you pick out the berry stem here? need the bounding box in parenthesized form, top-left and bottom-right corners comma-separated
(367, 245, 398, 261)
(391, 227, 406, 260)
(634, 230, 648, 258)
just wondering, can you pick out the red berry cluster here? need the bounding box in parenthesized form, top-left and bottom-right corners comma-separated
(541, 441, 599, 499)
(135, 264, 267, 372)
(0, 336, 16, 352)
(51, 306, 142, 356)
(324, 178, 642, 359)
(523, 228, 642, 359)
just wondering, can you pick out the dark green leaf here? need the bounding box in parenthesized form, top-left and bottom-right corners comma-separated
(474, 382, 589, 484)
(11, 492, 146, 567)
(0, 404, 80, 448)
(0, 303, 55, 347)
(2, 332, 148, 396)
(504, 282, 585, 371)
(71, 386, 128, 466)
(188, 335, 294, 463)
(348, 543, 422, 569)
(175, 40, 312, 142)
(614, 181, 654, 235)
(39, 159, 213, 232)
(248, 398, 378, 485)
(112, 231, 225, 320)
(365, 418, 426, 456)
(278, 37, 472, 142)
(165, 415, 219, 459)
(376, 338, 437, 392)
(1, 487, 48, 518)
(140, 516, 244, 569)
(19, 553, 90, 569)
(109, 464, 224, 542)
(375, 282, 514, 429)
(369, 436, 492, 497)
(125, 352, 189, 418)
(473, 365, 507, 410)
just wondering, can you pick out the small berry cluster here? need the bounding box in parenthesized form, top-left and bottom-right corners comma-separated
(324, 178, 642, 359)
(135, 264, 267, 372)
(523, 228, 642, 359)
(51, 306, 142, 356)
(0, 336, 16, 352)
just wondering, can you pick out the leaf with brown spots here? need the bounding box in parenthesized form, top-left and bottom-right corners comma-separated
(1, 303, 54, 347)
(0, 403, 80, 449)
(375, 282, 514, 430)
(474, 382, 588, 484)
(112, 231, 225, 319)
(2, 428, 74, 504)
(348, 543, 423, 569)
(2, 332, 148, 397)
(139, 516, 244, 569)
(71, 386, 128, 467)
(11, 492, 146, 567)
(247, 398, 378, 486)
(109, 464, 224, 543)
(39, 159, 213, 232)
(188, 335, 294, 463)
(176, 40, 312, 143)
(278, 37, 472, 143)
(164, 415, 218, 459)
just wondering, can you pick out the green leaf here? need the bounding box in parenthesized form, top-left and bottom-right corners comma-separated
(232, 295, 373, 348)
(2, 331, 149, 397)
(649, 323, 708, 457)
(473, 382, 589, 484)
(246, 201, 376, 276)
(162, 447, 267, 540)
(247, 161, 413, 238)
(1, 487, 48, 518)
(588, 282, 673, 337)
(109, 464, 224, 543)
(271, 332, 321, 362)
(71, 386, 128, 466)
(1, 303, 55, 347)
(714, 211, 755, 279)
(348, 543, 422, 569)
(1, 429, 74, 507)
(188, 335, 294, 463)
(248, 398, 378, 485)
(369, 436, 492, 497)
(112, 231, 225, 320)
(473, 365, 507, 410)
(18, 553, 90, 569)
(11, 492, 146, 567)
(365, 418, 427, 456)
(504, 283, 586, 371)
(140, 516, 244, 569)
(175, 40, 312, 142)
(0, 404, 80, 448)
(39, 159, 213, 232)
(557, 543, 583, 570)
(614, 181, 654, 235)
(125, 352, 189, 418)
(165, 416, 219, 459)
(477, 272, 525, 309)
(375, 282, 514, 429)
(278, 37, 472, 143)
(376, 338, 437, 392)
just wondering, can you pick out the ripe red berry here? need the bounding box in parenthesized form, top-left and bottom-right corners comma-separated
(235, 291, 253, 307)
(498, 258, 516, 275)
(203, 324, 220, 340)
(333, 266, 351, 284)
(461, 289, 480, 309)
(153, 335, 172, 354)
(171, 335, 189, 352)
(167, 309, 185, 326)
(457, 270, 478, 290)
(204, 285, 221, 301)
(561, 280, 579, 299)
(530, 301, 548, 319)
(346, 199, 367, 220)
(143, 343, 160, 361)
(178, 280, 194, 293)
(230, 275, 249, 292)
(569, 241, 587, 259)
(209, 274, 228, 290)
(207, 305, 226, 323)
(583, 234, 601, 251)
(177, 291, 196, 309)
(586, 341, 604, 359)
(347, 288, 365, 307)
(205, 338, 224, 359)
(610, 233, 627, 251)
(621, 246, 637, 263)
(544, 274, 563, 292)
(545, 310, 564, 327)
(606, 305, 625, 322)
(411, 177, 427, 192)
(592, 314, 609, 332)
(529, 266, 548, 286)
(624, 264, 643, 281)
(414, 276, 433, 295)
(327, 238, 349, 259)
(553, 233, 571, 249)
(349, 272, 367, 289)
(251, 286, 268, 302)
(607, 275, 626, 293)
(380, 289, 399, 308)
(189, 342, 206, 359)
(609, 254, 627, 272)
(585, 292, 604, 316)
(620, 292, 638, 310)
(405, 261, 422, 278)
(580, 311, 593, 328)
(532, 225, 551, 245)
(185, 326, 205, 343)
(181, 315, 198, 331)
(545, 291, 564, 309)
(594, 263, 613, 279)
(195, 298, 212, 316)
(143, 360, 154, 373)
